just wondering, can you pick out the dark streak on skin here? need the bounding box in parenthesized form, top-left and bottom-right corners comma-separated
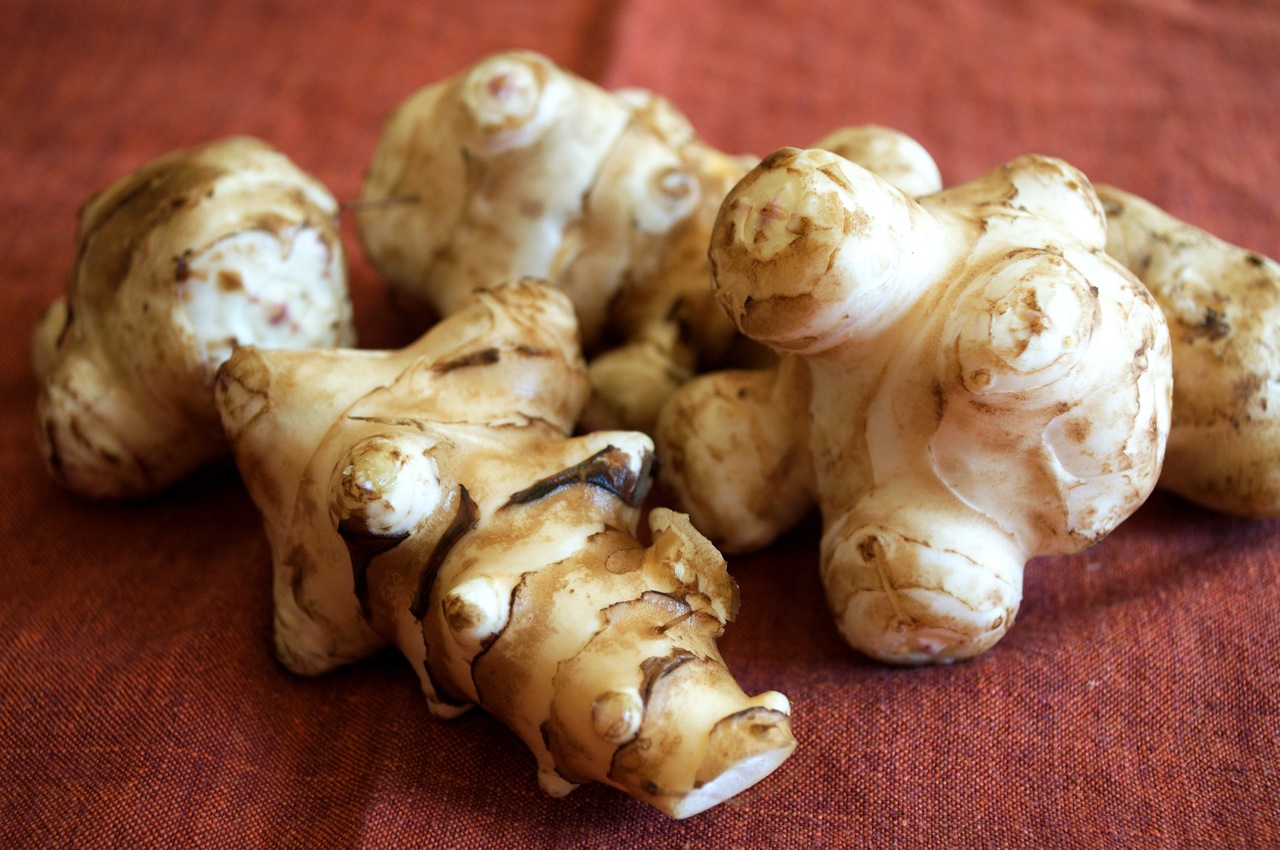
(638, 649, 697, 704)
(175, 249, 194, 283)
(412, 485, 483, 710)
(409, 485, 480, 620)
(504, 446, 654, 508)
(77, 161, 223, 302)
(758, 149, 795, 171)
(432, 348, 501, 373)
(346, 415, 429, 431)
(338, 522, 411, 620)
(44, 420, 63, 471)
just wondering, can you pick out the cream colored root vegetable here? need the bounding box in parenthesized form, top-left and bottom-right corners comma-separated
(1099, 185, 1280, 517)
(357, 49, 942, 430)
(215, 279, 794, 818)
(658, 148, 1173, 665)
(810, 124, 942, 199)
(32, 136, 354, 498)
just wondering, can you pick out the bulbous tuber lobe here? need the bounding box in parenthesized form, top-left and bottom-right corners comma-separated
(659, 148, 1172, 665)
(216, 278, 795, 818)
(33, 136, 355, 498)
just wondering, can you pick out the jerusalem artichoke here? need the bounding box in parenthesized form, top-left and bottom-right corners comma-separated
(357, 50, 944, 431)
(658, 148, 1172, 665)
(32, 136, 354, 498)
(1099, 185, 1280, 517)
(215, 278, 794, 818)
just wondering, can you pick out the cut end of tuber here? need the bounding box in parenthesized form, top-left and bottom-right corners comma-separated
(670, 706, 796, 819)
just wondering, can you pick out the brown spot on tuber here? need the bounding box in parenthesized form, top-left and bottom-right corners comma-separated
(1187, 306, 1231, 342)
(856, 535, 881, 565)
(844, 207, 872, 238)
(1064, 418, 1091, 443)
(217, 269, 244, 292)
(1234, 373, 1264, 403)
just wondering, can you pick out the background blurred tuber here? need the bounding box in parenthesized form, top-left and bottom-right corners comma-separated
(32, 136, 355, 498)
(215, 278, 795, 819)
(1099, 185, 1280, 518)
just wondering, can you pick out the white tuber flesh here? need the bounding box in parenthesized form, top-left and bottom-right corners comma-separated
(1099, 185, 1280, 518)
(658, 148, 1173, 665)
(32, 136, 354, 498)
(215, 279, 795, 818)
(357, 49, 944, 431)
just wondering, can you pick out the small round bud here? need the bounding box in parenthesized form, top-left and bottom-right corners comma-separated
(331, 434, 441, 536)
(591, 688, 644, 745)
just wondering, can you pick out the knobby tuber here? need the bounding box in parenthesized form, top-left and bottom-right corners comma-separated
(1099, 185, 1280, 518)
(32, 136, 355, 498)
(215, 279, 795, 818)
(657, 148, 1173, 665)
(357, 49, 942, 431)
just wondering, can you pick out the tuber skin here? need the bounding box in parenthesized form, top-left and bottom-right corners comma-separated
(32, 136, 355, 498)
(215, 279, 795, 819)
(810, 124, 942, 199)
(357, 49, 943, 431)
(657, 148, 1173, 665)
(1099, 185, 1280, 518)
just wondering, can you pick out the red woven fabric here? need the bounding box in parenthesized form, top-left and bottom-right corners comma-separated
(2, 0, 1277, 846)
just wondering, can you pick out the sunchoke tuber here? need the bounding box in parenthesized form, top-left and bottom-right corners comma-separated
(357, 50, 943, 431)
(1099, 185, 1280, 518)
(32, 136, 354, 497)
(657, 148, 1172, 665)
(215, 278, 794, 818)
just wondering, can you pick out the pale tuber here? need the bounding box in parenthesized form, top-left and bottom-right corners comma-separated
(1099, 185, 1280, 517)
(32, 136, 355, 498)
(357, 50, 943, 431)
(657, 148, 1172, 665)
(215, 278, 794, 818)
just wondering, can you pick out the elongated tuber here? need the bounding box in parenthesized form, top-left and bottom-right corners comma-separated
(33, 136, 355, 497)
(357, 50, 943, 430)
(658, 148, 1172, 665)
(1099, 185, 1280, 517)
(215, 278, 794, 818)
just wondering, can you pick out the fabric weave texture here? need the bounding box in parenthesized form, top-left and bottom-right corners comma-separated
(2, 0, 1277, 846)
